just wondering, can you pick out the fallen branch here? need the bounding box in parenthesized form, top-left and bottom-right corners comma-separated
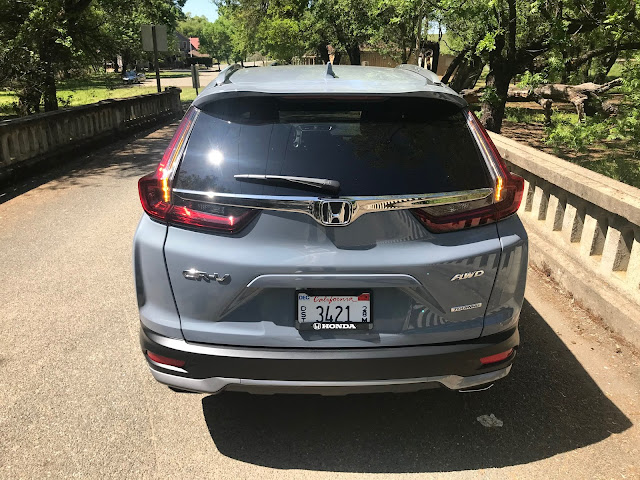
(462, 78, 623, 122)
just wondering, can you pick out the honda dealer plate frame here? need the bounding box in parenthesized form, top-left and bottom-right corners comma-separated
(296, 290, 373, 331)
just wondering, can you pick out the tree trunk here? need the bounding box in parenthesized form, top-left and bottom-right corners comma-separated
(430, 42, 440, 74)
(449, 54, 484, 92)
(347, 43, 361, 65)
(315, 43, 330, 64)
(441, 49, 468, 84)
(42, 51, 58, 112)
(480, 66, 512, 133)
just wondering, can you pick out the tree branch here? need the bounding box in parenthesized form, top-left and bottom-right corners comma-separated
(506, 0, 516, 62)
(568, 42, 640, 70)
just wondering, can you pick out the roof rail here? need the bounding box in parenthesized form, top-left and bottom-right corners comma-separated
(395, 64, 442, 85)
(214, 64, 243, 86)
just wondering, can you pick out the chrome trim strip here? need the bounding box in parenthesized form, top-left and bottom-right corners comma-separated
(246, 273, 422, 289)
(167, 108, 200, 183)
(172, 188, 493, 226)
(149, 366, 511, 394)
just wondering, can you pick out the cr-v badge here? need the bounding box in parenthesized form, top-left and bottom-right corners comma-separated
(183, 269, 230, 283)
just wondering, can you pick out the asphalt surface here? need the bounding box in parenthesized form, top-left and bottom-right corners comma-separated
(0, 122, 639, 479)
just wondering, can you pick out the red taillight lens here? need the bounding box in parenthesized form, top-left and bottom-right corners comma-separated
(412, 111, 524, 233)
(138, 107, 257, 233)
(146, 351, 186, 368)
(480, 348, 514, 365)
(167, 203, 257, 233)
(139, 173, 172, 220)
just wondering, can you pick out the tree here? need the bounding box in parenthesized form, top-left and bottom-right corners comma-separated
(259, 16, 306, 62)
(0, 0, 104, 112)
(311, 0, 377, 65)
(372, 0, 431, 64)
(178, 13, 211, 38)
(0, 0, 185, 114)
(438, 0, 640, 132)
(202, 16, 234, 63)
(98, 0, 186, 72)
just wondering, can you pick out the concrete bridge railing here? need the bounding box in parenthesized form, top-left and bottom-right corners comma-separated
(491, 132, 640, 347)
(0, 88, 182, 186)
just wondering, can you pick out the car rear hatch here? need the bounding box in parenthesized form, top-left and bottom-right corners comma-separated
(142, 95, 523, 348)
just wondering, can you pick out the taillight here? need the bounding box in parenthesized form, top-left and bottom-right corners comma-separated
(138, 107, 257, 233)
(412, 111, 524, 233)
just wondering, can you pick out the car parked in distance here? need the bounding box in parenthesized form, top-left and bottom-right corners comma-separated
(134, 63, 527, 395)
(122, 70, 146, 85)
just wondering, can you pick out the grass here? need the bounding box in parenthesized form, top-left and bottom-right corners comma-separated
(504, 106, 546, 124)
(1, 72, 199, 118)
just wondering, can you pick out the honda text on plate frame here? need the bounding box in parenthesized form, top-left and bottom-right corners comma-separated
(134, 64, 527, 395)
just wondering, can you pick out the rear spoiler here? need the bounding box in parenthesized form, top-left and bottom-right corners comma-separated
(192, 90, 468, 110)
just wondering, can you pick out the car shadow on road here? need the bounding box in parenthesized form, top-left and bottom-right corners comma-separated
(201, 299, 632, 473)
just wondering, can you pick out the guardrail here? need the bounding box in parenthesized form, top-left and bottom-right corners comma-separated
(490, 132, 640, 347)
(0, 88, 182, 186)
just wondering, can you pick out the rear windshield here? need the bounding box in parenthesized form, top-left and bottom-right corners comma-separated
(175, 97, 490, 196)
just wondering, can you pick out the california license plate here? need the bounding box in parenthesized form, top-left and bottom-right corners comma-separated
(296, 292, 372, 331)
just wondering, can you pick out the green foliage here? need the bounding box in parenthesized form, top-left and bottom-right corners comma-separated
(517, 71, 546, 90)
(476, 30, 500, 55)
(201, 16, 234, 63)
(609, 55, 640, 157)
(371, 0, 431, 64)
(178, 14, 211, 38)
(0, 0, 185, 114)
(259, 16, 306, 62)
(479, 86, 501, 107)
(543, 56, 640, 161)
(544, 116, 610, 153)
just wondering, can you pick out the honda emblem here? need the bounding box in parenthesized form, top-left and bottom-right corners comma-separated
(319, 200, 352, 226)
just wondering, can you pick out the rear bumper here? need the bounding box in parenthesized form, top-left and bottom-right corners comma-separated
(140, 326, 519, 395)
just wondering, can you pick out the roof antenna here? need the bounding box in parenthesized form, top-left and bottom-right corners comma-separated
(326, 62, 337, 78)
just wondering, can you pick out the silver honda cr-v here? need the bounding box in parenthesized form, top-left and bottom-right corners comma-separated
(134, 63, 527, 395)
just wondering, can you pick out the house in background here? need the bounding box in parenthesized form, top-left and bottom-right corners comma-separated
(165, 32, 212, 68)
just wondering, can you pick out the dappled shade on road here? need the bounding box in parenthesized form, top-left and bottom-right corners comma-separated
(201, 299, 631, 473)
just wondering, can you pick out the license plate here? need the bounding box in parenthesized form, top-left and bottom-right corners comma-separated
(296, 292, 372, 331)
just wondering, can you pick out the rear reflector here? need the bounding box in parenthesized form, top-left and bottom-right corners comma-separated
(480, 348, 514, 365)
(138, 106, 257, 233)
(411, 111, 524, 233)
(146, 351, 186, 368)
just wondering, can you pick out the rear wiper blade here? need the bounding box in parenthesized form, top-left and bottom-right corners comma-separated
(234, 174, 340, 192)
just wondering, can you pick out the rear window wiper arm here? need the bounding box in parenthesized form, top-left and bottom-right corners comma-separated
(234, 174, 340, 192)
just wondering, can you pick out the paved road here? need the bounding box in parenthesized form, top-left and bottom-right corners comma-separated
(0, 122, 639, 479)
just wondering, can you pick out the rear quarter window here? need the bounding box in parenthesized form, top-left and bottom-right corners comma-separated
(175, 96, 491, 196)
